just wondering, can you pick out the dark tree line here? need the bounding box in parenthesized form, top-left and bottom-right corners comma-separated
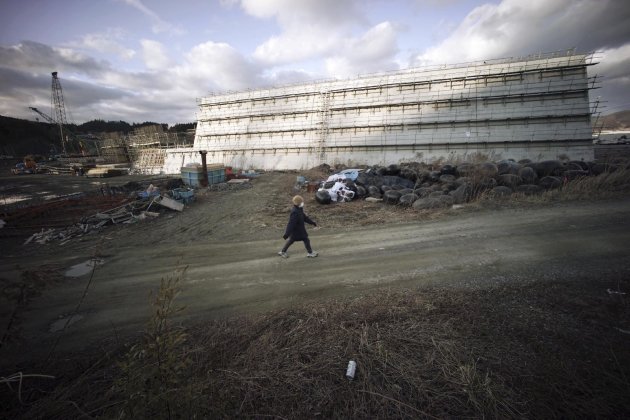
(0, 115, 196, 157)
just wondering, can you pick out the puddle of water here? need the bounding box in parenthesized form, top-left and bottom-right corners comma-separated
(1, 195, 30, 205)
(65, 259, 104, 277)
(49, 314, 84, 332)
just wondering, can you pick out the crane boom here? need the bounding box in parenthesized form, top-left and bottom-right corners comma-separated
(29, 106, 85, 155)
(51, 72, 69, 154)
(29, 107, 55, 124)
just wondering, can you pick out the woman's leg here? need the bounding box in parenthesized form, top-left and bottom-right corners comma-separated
(302, 237, 313, 253)
(281, 237, 296, 252)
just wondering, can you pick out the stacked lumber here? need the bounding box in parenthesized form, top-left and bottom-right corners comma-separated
(86, 167, 128, 178)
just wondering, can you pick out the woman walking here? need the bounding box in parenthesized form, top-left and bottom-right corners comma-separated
(278, 195, 318, 258)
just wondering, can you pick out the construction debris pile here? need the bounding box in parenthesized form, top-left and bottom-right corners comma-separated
(313, 159, 626, 208)
(2, 180, 194, 246)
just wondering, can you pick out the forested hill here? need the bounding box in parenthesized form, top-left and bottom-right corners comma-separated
(0, 115, 195, 156)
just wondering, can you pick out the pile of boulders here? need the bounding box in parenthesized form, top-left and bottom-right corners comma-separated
(315, 159, 622, 209)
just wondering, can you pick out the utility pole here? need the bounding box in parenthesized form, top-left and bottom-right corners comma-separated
(51, 71, 69, 155)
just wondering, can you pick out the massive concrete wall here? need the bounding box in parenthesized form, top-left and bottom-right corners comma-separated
(178, 52, 596, 172)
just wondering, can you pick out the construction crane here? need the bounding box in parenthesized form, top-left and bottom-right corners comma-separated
(51, 71, 69, 155)
(29, 72, 93, 156)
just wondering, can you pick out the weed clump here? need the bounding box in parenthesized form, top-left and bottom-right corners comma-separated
(115, 267, 193, 418)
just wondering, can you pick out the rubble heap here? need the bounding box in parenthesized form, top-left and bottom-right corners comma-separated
(314, 159, 627, 209)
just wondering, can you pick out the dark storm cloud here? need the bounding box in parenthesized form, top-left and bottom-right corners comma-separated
(0, 40, 111, 77)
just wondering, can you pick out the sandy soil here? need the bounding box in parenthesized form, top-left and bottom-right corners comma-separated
(1, 172, 630, 364)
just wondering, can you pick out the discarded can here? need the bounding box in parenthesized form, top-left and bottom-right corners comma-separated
(346, 360, 357, 380)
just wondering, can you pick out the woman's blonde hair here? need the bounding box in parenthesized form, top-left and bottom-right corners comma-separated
(292, 195, 304, 205)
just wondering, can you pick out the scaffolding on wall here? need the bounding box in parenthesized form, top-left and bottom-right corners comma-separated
(99, 133, 130, 164)
(126, 125, 193, 173)
(193, 50, 598, 168)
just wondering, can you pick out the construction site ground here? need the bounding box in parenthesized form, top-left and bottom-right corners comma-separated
(1, 169, 628, 352)
(1, 170, 630, 416)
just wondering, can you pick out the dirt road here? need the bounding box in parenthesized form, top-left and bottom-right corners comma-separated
(1, 173, 630, 362)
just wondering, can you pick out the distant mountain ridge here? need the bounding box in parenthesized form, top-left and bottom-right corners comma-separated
(600, 110, 630, 131)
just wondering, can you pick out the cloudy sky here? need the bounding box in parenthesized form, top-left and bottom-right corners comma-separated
(0, 0, 629, 126)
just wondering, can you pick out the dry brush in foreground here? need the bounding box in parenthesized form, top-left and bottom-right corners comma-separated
(5, 271, 629, 419)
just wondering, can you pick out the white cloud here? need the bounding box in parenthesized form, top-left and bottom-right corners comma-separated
(242, 0, 367, 65)
(179, 41, 261, 92)
(409, 0, 630, 112)
(414, 0, 630, 66)
(595, 43, 630, 113)
(253, 26, 340, 65)
(119, 0, 184, 35)
(141, 39, 171, 70)
(241, 0, 363, 26)
(325, 21, 400, 77)
(72, 29, 136, 60)
(597, 44, 630, 81)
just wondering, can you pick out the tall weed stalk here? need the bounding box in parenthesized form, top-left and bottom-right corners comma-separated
(115, 267, 191, 419)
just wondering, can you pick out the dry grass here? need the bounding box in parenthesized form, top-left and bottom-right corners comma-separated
(6, 273, 629, 419)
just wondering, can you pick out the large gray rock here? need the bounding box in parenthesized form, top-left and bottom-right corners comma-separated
(355, 173, 415, 189)
(315, 190, 332, 204)
(414, 187, 432, 198)
(399, 168, 418, 182)
(399, 193, 419, 206)
(535, 160, 565, 177)
(497, 160, 521, 175)
(479, 162, 499, 178)
(386, 164, 400, 175)
(518, 167, 538, 184)
(355, 185, 367, 197)
(383, 190, 402, 204)
(440, 164, 457, 176)
(498, 174, 522, 188)
(440, 181, 458, 191)
(476, 177, 497, 190)
(490, 186, 513, 197)
(399, 188, 414, 195)
(456, 163, 475, 177)
(428, 171, 441, 182)
(455, 176, 471, 186)
(416, 170, 431, 184)
(439, 174, 457, 183)
(429, 191, 445, 198)
(368, 185, 382, 198)
(438, 195, 454, 206)
(568, 161, 588, 171)
(449, 184, 473, 204)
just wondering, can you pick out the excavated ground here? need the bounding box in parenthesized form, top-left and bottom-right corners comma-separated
(1, 170, 629, 417)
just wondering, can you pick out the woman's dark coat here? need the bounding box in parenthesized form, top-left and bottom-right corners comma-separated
(283, 205, 316, 240)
